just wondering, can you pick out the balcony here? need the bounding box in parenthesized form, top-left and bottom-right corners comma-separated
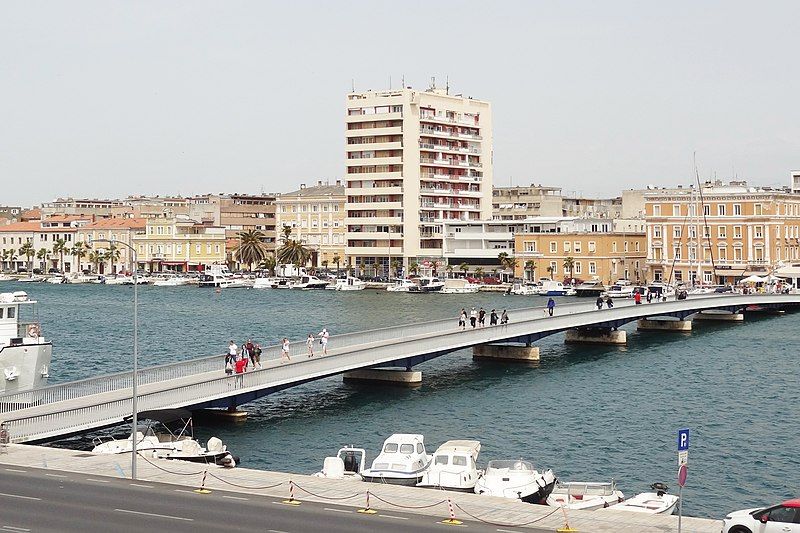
(346, 246, 404, 256)
(346, 156, 403, 167)
(346, 126, 402, 137)
(420, 187, 481, 197)
(346, 112, 403, 123)
(346, 186, 403, 195)
(346, 231, 401, 239)
(346, 171, 403, 180)
(346, 201, 403, 210)
(347, 141, 403, 151)
(421, 173, 482, 184)
(345, 216, 403, 225)
(419, 114, 479, 128)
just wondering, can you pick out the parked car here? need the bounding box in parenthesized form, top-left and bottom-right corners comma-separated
(722, 498, 800, 533)
(48, 268, 62, 274)
(32, 268, 43, 275)
(715, 285, 734, 293)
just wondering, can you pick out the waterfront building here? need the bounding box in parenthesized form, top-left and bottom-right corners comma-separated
(492, 185, 626, 220)
(0, 215, 93, 272)
(76, 218, 146, 274)
(275, 182, 345, 268)
(344, 85, 493, 275)
(644, 180, 800, 285)
(41, 198, 122, 217)
(132, 215, 226, 272)
(792, 170, 800, 194)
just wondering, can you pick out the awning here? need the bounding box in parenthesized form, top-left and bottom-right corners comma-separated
(714, 268, 745, 276)
(161, 261, 187, 266)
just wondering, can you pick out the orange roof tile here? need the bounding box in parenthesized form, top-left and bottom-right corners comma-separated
(43, 214, 93, 222)
(0, 221, 42, 232)
(82, 218, 146, 230)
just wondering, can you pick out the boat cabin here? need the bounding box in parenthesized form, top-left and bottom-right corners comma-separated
(0, 292, 41, 348)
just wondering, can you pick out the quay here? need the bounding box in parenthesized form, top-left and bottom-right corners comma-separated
(1, 293, 798, 444)
(0, 443, 722, 533)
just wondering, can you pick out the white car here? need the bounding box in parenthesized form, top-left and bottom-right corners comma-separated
(722, 499, 800, 533)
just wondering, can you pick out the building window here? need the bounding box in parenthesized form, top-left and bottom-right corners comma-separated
(733, 204, 741, 216)
(588, 241, 596, 253)
(635, 241, 640, 252)
(524, 241, 537, 252)
(653, 226, 661, 239)
(215, 244, 220, 254)
(754, 225, 763, 238)
(588, 261, 596, 274)
(653, 205, 661, 216)
(573, 241, 581, 253)
(549, 261, 557, 274)
(703, 205, 710, 216)
(675, 270, 683, 282)
(673, 204, 681, 216)
(574, 261, 582, 274)
(718, 247, 727, 261)
(612, 241, 618, 253)
(754, 203, 763, 215)
(718, 226, 726, 238)
(549, 241, 557, 253)
(689, 226, 697, 239)
(564, 241, 571, 252)
(673, 226, 682, 238)
(717, 204, 726, 216)
(177, 244, 182, 254)
(196, 244, 201, 254)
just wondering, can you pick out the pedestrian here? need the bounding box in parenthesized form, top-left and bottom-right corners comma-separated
(646, 291, 652, 303)
(605, 295, 614, 308)
(226, 340, 238, 367)
(634, 290, 642, 305)
(458, 308, 467, 330)
(469, 307, 477, 328)
(244, 339, 255, 365)
(489, 309, 498, 326)
(478, 307, 486, 327)
(0, 422, 9, 454)
(595, 296, 604, 310)
(234, 356, 247, 386)
(281, 338, 291, 363)
(306, 333, 315, 357)
(252, 343, 262, 369)
(546, 297, 555, 317)
(500, 309, 509, 325)
(318, 327, 330, 355)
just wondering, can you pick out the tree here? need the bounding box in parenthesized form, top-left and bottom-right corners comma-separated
(36, 248, 49, 270)
(19, 242, 34, 273)
(280, 225, 292, 243)
(408, 261, 420, 276)
(459, 262, 469, 276)
(563, 257, 575, 279)
(73, 242, 87, 273)
(88, 250, 104, 274)
(502, 256, 518, 281)
(52, 238, 67, 272)
(524, 260, 536, 281)
(105, 244, 121, 274)
(234, 230, 267, 271)
(391, 259, 401, 278)
(546, 265, 555, 279)
(321, 259, 329, 273)
(372, 261, 382, 277)
(4, 249, 18, 271)
(475, 267, 484, 279)
(497, 251, 509, 264)
(259, 254, 277, 276)
(276, 239, 310, 267)
(332, 254, 341, 273)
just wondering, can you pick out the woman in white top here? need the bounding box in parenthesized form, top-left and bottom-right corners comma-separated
(306, 333, 315, 357)
(281, 338, 291, 363)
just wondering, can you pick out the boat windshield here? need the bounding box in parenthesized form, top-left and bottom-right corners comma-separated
(383, 443, 398, 453)
(399, 444, 414, 454)
(453, 455, 467, 467)
(487, 460, 534, 471)
(435, 455, 449, 465)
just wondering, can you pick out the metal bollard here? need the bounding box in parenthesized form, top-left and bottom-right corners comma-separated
(441, 498, 462, 525)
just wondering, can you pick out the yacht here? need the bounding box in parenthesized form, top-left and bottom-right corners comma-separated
(290, 275, 330, 290)
(606, 281, 636, 298)
(313, 446, 367, 481)
(608, 483, 679, 515)
(510, 282, 540, 296)
(17, 276, 45, 283)
(360, 434, 432, 485)
(386, 279, 416, 292)
(91, 409, 237, 468)
(440, 279, 480, 294)
(152, 274, 191, 287)
(0, 291, 52, 395)
(418, 440, 483, 492)
(474, 459, 556, 504)
(546, 481, 625, 511)
(104, 275, 134, 286)
(540, 280, 572, 296)
(574, 281, 606, 298)
(326, 276, 366, 291)
(46, 275, 68, 284)
(407, 277, 445, 293)
(199, 265, 236, 288)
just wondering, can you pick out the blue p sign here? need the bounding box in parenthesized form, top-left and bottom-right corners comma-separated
(678, 428, 690, 451)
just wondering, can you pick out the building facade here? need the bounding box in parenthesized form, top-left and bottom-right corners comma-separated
(344, 86, 493, 274)
(792, 170, 800, 194)
(0, 206, 23, 226)
(492, 185, 624, 220)
(76, 218, 146, 274)
(0, 216, 93, 272)
(645, 181, 800, 285)
(132, 215, 226, 272)
(275, 182, 345, 268)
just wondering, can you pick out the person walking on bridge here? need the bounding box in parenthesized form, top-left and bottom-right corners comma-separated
(458, 308, 467, 330)
(546, 298, 556, 317)
(318, 328, 330, 355)
(281, 338, 291, 363)
(490, 309, 498, 326)
(306, 333, 315, 357)
(478, 307, 486, 327)
(500, 309, 509, 325)
(634, 290, 642, 305)
(595, 296, 604, 310)
(605, 295, 614, 309)
(227, 340, 238, 367)
(469, 307, 477, 328)
(252, 343, 262, 369)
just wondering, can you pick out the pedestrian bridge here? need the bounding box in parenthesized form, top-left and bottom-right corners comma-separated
(1, 294, 797, 443)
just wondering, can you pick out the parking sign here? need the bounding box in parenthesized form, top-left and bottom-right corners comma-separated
(677, 428, 689, 451)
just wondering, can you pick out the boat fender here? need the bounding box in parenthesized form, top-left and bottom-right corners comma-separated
(27, 324, 40, 337)
(604, 501, 609, 508)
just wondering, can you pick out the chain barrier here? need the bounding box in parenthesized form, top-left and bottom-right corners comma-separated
(135, 451, 207, 476)
(453, 501, 561, 527)
(291, 481, 361, 501)
(367, 491, 448, 510)
(204, 470, 284, 490)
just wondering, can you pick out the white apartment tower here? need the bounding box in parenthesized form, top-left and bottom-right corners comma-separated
(344, 86, 493, 275)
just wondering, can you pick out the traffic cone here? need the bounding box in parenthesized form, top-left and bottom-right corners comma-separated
(440, 498, 462, 525)
(357, 490, 377, 514)
(281, 480, 301, 505)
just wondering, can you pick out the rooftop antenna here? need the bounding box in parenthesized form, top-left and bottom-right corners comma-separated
(431, 76, 436, 90)
(401, 74, 405, 88)
(351, 78, 355, 92)
(446, 75, 450, 95)
(389, 75, 392, 89)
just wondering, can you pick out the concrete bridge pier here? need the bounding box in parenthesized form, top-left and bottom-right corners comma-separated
(473, 343, 540, 362)
(342, 368, 422, 387)
(564, 327, 627, 345)
(693, 310, 744, 322)
(637, 318, 692, 332)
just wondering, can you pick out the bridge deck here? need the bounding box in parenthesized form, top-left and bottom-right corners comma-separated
(1, 294, 797, 443)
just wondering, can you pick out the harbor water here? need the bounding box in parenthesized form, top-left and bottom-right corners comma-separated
(7, 281, 798, 518)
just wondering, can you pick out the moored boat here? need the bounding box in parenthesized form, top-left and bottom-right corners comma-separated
(608, 483, 679, 515)
(440, 279, 480, 294)
(574, 281, 606, 298)
(313, 446, 367, 481)
(546, 480, 624, 511)
(407, 277, 444, 293)
(326, 276, 366, 291)
(386, 279, 416, 292)
(474, 459, 556, 504)
(0, 291, 52, 395)
(418, 440, 483, 492)
(360, 434, 432, 485)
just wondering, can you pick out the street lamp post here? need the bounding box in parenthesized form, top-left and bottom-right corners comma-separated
(92, 238, 138, 480)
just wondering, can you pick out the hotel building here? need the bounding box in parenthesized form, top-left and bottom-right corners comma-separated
(76, 218, 146, 274)
(132, 215, 226, 272)
(344, 86, 492, 275)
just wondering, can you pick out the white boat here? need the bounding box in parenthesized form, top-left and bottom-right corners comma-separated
(386, 279, 416, 292)
(17, 276, 45, 283)
(0, 274, 13, 282)
(313, 446, 367, 481)
(46, 275, 68, 284)
(103, 275, 133, 285)
(326, 276, 366, 291)
(91, 409, 237, 468)
(606, 282, 636, 298)
(252, 277, 273, 289)
(608, 483, 679, 515)
(440, 279, 480, 294)
(0, 291, 52, 395)
(199, 265, 236, 288)
(291, 275, 330, 290)
(152, 274, 191, 287)
(546, 481, 625, 511)
(407, 277, 445, 293)
(574, 281, 606, 298)
(509, 282, 540, 296)
(474, 459, 557, 504)
(360, 434, 432, 486)
(418, 440, 483, 492)
(541, 280, 571, 296)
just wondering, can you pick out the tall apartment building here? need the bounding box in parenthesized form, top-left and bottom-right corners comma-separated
(275, 182, 345, 268)
(492, 185, 625, 220)
(645, 181, 800, 285)
(345, 86, 492, 275)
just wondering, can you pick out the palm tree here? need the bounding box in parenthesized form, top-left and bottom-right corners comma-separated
(475, 267, 484, 279)
(332, 254, 341, 274)
(321, 259, 329, 273)
(105, 244, 121, 274)
(276, 239, 310, 267)
(445, 264, 453, 278)
(459, 262, 469, 277)
(36, 248, 49, 271)
(19, 242, 34, 273)
(235, 229, 267, 271)
(73, 242, 87, 273)
(546, 265, 555, 279)
(391, 259, 401, 278)
(259, 253, 277, 275)
(0, 249, 8, 271)
(281, 225, 292, 243)
(4, 249, 18, 272)
(372, 261, 382, 277)
(88, 250, 104, 274)
(408, 261, 420, 276)
(524, 260, 536, 281)
(52, 238, 67, 272)
(563, 257, 575, 280)
(502, 256, 519, 281)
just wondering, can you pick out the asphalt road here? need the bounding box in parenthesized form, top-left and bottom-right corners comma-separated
(0, 466, 553, 533)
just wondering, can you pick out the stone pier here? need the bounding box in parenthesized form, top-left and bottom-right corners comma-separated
(637, 319, 692, 332)
(473, 344, 540, 362)
(342, 368, 422, 387)
(564, 328, 627, 345)
(693, 311, 744, 322)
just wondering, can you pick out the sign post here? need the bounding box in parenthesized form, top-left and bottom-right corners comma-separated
(677, 428, 689, 533)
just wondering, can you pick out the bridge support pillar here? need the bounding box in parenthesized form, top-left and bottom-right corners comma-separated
(693, 311, 744, 322)
(343, 369, 422, 387)
(637, 319, 692, 332)
(564, 328, 626, 345)
(473, 344, 540, 362)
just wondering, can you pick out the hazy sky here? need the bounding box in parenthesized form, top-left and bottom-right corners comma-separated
(3, 0, 799, 207)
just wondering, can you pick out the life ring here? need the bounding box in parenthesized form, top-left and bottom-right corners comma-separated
(27, 324, 40, 338)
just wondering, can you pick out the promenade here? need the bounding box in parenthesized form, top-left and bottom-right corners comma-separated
(0, 443, 721, 533)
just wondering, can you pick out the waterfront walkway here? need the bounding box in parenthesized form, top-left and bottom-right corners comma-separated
(0, 444, 721, 533)
(1, 294, 797, 443)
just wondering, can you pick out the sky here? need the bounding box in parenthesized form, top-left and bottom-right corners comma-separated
(2, 0, 799, 207)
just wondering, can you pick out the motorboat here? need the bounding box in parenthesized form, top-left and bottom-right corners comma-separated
(440, 279, 480, 294)
(386, 279, 416, 292)
(360, 434, 432, 485)
(313, 446, 366, 481)
(0, 291, 52, 395)
(91, 409, 237, 468)
(17, 276, 45, 283)
(252, 277, 273, 289)
(541, 280, 571, 296)
(509, 282, 539, 296)
(606, 282, 636, 298)
(574, 281, 606, 298)
(607, 483, 679, 515)
(407, 277, 445, 293)
(326, 276, 366, 291)
(474, 459, 556, 504)
(199, 265, 237, 288)
(417, 440, 483, 492)
(291, 275, 330, 290)
(46, 275, 68, 284)
(0, 274, 13, 282)
(152, 274, 191, 287)
(104, 275, 134, 286)
(546, 481, 625, 511)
